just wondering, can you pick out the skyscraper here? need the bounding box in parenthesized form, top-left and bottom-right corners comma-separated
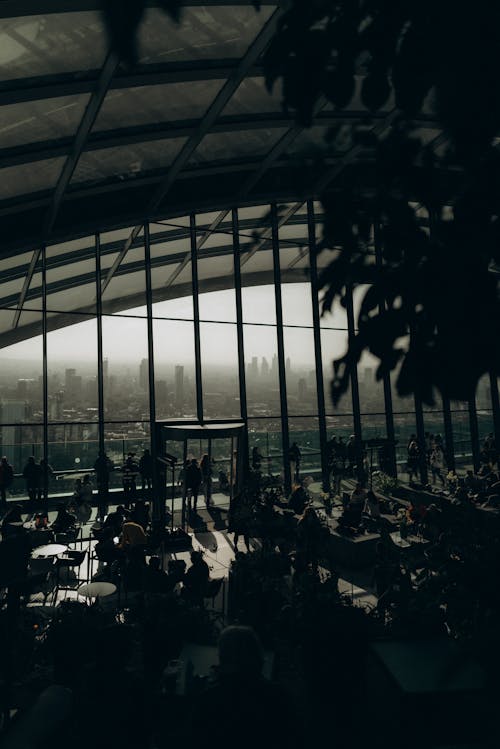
(139, 358, 148, 390)
(175, 365, 184, 411)
(261, 357, 269, 377)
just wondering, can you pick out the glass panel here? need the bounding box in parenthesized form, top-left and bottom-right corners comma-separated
(243, 323, 280, 417)
(94, 80, 224, 131)
(451, 410, 472, 468)
(71, 137, 187, 186)
(153, 318, 196, 419)
(281, 282, 313, 327)
(358, 350, 385, 413)
(138, 6, 274, 64)
(241, 248, 274, 279)
(0, 275, 24, 306)
(0, 425, 43, 499)
(0, 13, 106, 79)
(393, 413, 417, 477)
(237, 204, 271, 223)
(0, 94, 89, 148)
(360, 414, 387, 443)
(283, 327, 318, 415)
(325, 414, 354, 444)
(0, 156, 64, 199)
(476, 373, 492, 411)
(320, 328, 350, 414)
(199, 288, 236, 323)
(285, 126, 345, 158)
(47, 422, 99, 498)
(200, 322, 240, 419)
(152, 294, 193, 321)
(102, 242, 147, 316)
(104, 423, 150, 494)
(47, 315, 98, 422)
(189, 127, 289, 164)
(46, 237, 96, 312)
(288, 417, 321, 477)
(0, 312, 43, 425)
(0, 250, 33, 273)
(102, 316, 149, 420)
(198, 226, 236, 321)
(477, 411, 495, 448)
(222, 76, 284, 116)
(319, 289, 349, 330)
(242, 284, 276, 325)
(248, 417, 283, 478)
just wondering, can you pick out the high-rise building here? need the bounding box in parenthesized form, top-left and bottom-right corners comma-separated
(65, 368, 82, 404)
(250, 357, 259, 377)
(175, 365, 184, 411)
(139, 358, 148, 390)
(298, 378, 307, 400)
(271, 354, 278, 377)
(286, 357, 291, 375)
(261, 357, 269, 377)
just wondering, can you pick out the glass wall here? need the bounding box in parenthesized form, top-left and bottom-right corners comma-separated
(0, 203, 497, 501)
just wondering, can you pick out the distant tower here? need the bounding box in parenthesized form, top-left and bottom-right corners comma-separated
(261, 357, 269, 377)
(271, 354, 278, 377)
(175, 365, 184, 411)
(285, 357, 291, 375)
(65, 368, 82, 403)
(103, 358, 109, 382)
(298, 378, 307, 400)
(251, 357, 259, 376)
(139, 358, 148, 390)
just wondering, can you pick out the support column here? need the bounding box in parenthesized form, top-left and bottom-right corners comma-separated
(144, 223, 162, 525)
(489, 371, 500, 446)
(232, 208, 249, 478)
(441, 394, 455, 471)
(190, 213, 204, 424)
(307, 199, 329, 491)
(95, 233, 105, 456)
(41, 247, 49, 501)
(271, 203, 291, 494)
(374, 221, 396, 476)
(468, 394, 480, 472)
(345, 283, 363, 478)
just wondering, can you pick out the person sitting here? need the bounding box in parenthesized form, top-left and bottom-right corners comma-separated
(118, 518, 147, 549)
(183, 550, 210, 605)
(189, 626, 303, 749)
(131, 500, 150, 531)
(51, 504, 77, 534)
(95, 527, 123, 565)
(142, 556, 173, 595)
(338, 483, 366, 531)
(288, 483, 308, 515)
(1, 503, 24, 538)
(103, 505, 127, 536)
(296, 506, 322, 570)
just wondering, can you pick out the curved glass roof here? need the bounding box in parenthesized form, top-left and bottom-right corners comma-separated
(0, 2, 441, 348)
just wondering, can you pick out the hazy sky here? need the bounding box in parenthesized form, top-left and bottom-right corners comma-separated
(1, 283, 355, 368)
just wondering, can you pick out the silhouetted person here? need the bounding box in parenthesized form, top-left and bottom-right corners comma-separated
(131, 500, 150, 531)
(296, 506, 322, 570)
(122, 453, 139, 508)
(200, 453, 213, 508)
(189, 626, 303, 749)
(39, 457, 54, 502)
(252, 446, 263, 471)
(288, 483, 308, 515)
(51, 503, 76, 534)
(228, 492, 253, 551)
(0, 456, 14, 509)
(94, 451, 114, 521)
(183, 550, 210, 605)
(23, 456, 40, 505)
(103, 504, 127, 536)
(138, 449, 153, 493)
(185, 458, 202, 514)
(288, 442, 302, 482)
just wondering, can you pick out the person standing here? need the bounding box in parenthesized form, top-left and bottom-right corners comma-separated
(94, 451, 114, 521)
(22, 456, 39, 505)
(185, 458, 203, 515)
(39, 457, 54, 503)
(200, 453, 213, 508)
(122, 453, 139, 508)
(0, 456, 14, 509)
(138, 449, 153, 495)
(288, 442, 302, 483)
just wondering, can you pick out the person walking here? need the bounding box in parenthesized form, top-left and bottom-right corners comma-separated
(122, 452, 139, 509)
(288, 442, 302, 483)
(138, 449, 154, 495)
(200, 453, 214, 508)
(22, 456, 40, 505)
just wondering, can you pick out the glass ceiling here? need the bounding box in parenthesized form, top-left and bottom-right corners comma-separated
(0, 1, 444, 326)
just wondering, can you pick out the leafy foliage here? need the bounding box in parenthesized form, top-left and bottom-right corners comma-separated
(263, 0, 500, 406)
(101, 0, 500, 406)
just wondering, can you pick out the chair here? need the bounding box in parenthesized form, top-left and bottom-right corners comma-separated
(52, 549, 87, 604)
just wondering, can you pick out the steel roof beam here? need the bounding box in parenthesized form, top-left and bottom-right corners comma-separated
(12, 248, 40, 328)
(43, 51, 119, 237)
(0, 0, 278, 17)
(0, 60, 262, 106)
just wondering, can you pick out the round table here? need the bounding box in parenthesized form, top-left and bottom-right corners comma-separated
(77, 582, 117, 602)
(31, 544, 68, 559)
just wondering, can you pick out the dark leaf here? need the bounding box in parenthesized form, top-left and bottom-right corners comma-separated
(102, 0, 146, 67)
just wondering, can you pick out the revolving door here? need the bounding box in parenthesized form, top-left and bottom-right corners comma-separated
(153, 420, 246, 529)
